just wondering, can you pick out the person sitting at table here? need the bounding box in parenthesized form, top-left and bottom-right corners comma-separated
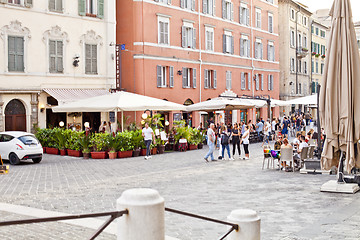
(293, 136, 309, 167)
(292, 132, 301, 150)
(274, 135, 283, 150)
(281, 138, 292, 149)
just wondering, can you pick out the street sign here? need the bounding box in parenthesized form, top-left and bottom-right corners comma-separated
(120, 44, 125, 50)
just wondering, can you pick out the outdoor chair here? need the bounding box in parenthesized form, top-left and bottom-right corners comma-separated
(299, 146, 309, 169)
(308, 139, 316, 146)
(308, 146, 315, 159)
(262, 145, 275, 170)
(280, 147, 295, 172)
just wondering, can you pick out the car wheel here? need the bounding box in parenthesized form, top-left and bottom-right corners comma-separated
(32, 157, 42, 164)
(9, 153, 20, 165)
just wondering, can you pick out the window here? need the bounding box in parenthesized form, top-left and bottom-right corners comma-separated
(204, 69, 217, 89)
(303, 16, 307, 26)
(321, 63, 324, 74)
(303, 36, 307, 48)
(315, 27, 319, 35)
(255, 8, 261, 28)
(79, 0, 104, 18)
(268, 75, 274, 91)
(49, 0, 62, 12)
(304, 61, 307, 74)
(268, 12, 273, 33)
(182, 67, 196, 88)
(311, 25, 314, 34)
(8, 0, 20, 4)
(290, 9, 295, 20)
(299, 83, 302, 94)
(8, 36, 24, 72)
(290, 58, 295, 72)
(180, 0, 195, 10)
(226, 71, 232, 90)
(205, 27, 214, 51)
(49, 40, 63, 73)
(254, 39, 263, 59)
(321, 45, 326, 55)
(297, 60, 301, 73)
(155, 0, 171, 4)
(240, 35, 250, 57)
(203, 0, 215, 15)
(260, 74, 264, 90)
(297, 33, 302, 47)
(158, 16, 169, 45)
(267, 41, 275, 61)
(320, 30, 326, 38)
(241, 72, 246, 90)
(222, 0, 234, 21)
(157, 65, 174, 87)
(239, 4, 249, 25)
(266, 0, 273, 3)
(315, 62, 319, 73)
(223, 31, 234, 54)
(182, 22, 196, 49)
(255, 74, 259, 90)
(312, 61, 314, 73)
(85, 44, 97, 74)
(290, 30, 295, 47)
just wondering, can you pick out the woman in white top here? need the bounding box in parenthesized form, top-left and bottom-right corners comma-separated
(241, 125, 250, 159)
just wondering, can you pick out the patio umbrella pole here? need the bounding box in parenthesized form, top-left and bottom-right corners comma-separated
(121, 111, 124, 132)
(316, 85, 321, 159)
(337, 150, 345, 183)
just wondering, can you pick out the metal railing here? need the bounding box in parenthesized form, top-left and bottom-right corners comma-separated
(0, 210, 128, 240)
(165, 207, 239, 240)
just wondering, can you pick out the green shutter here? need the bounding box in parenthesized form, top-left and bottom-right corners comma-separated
(78, 0, 86, 16)
(98, 0, 104, 19)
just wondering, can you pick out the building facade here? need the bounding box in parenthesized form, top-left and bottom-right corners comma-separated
(116, 0, 280, 127)
(0, 0, 116, 132)
(278, 0, 312, 114)
(310, 19, 328, 95)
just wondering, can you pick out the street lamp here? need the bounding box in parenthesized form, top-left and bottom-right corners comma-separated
(59, 121, 64, 127)
(142, 109, 153, 119)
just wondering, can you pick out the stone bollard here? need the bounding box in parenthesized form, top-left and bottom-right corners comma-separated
(117, 188, 165, 240)
(227, 209, 260, 240)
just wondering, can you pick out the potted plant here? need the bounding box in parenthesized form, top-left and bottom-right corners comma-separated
(47, 128, 59, 155)
(35, 128, 51, 153)
(117, 131, 134, 158)
(66, 130, 84, 157)
(321, 54, 325, 58)
(107, 134, 118, 159)
(151, 142, 157, 155)
(78, 135, 91, 159)
(131, 130, 143, 157)
(157, 139, 166, 154)
(90, 133, 108, 159)
(302, 47, 308, 52)
(312, 52, 316, 56)
(54, 129, 67, 156)
(315, 53, 320, 58)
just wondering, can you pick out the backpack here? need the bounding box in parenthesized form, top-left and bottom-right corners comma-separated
(221, 133, 230, 145)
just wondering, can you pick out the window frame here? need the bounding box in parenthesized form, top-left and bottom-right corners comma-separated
(158, 16, 170, 45)
(205, 26, 214, 51)
(255, 8, 261, 29)
(85, 43, 98, 75)
(49, 39, 64, 73)
(8, 35, 25, 72)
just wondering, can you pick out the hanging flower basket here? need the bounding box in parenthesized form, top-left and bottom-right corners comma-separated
(321, 54, 325, 58)
(315, 53, 320, 58)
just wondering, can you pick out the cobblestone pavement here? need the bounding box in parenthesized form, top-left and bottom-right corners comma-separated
(0, 141, 360, 239)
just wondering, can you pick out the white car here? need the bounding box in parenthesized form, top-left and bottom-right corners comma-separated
(0, 131, 43, 165)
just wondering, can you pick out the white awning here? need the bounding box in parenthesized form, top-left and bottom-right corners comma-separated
(43, 88, 110, 105)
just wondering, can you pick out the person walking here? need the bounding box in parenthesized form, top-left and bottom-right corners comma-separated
(204, 123, 216, 162)
(220, 126, 233, 160)
(142, 122, 155, 160)
(263, 120, 271, 145)
(241, 125, 250, 159)
(232, 123, 241, 159)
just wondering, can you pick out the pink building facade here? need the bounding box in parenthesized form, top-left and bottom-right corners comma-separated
(117, 0, 280, 127)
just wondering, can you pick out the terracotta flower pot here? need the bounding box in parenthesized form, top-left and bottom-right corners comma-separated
(188, 144, 198, 150)
(140, 149, 147, 156)
(90, 152, 106, 159)
(47, 147, 59, 155)
(158, 145, 165, 154)
(59, 149, 67, 156)
(118, 150, 133, 158)
(151, 148, 157, 155)
(68, 149, 83, 157)
(83, 152, 90, 159)
(133, 149, 140, 157)
(108, 152, 117, 159)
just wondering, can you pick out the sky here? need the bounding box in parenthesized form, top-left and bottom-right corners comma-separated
(297, 0, 360, 22)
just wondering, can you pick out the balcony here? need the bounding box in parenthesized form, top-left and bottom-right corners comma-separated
(296, 47, 309, 58)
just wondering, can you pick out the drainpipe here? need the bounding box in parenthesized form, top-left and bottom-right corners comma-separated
(198, 0, 202, 103)
(250, 0, 255, 121)
(295, 6, 300, 95)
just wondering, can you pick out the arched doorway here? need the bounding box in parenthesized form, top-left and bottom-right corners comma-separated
(183, 99, 194, 127)
(5, 99, 26, 131)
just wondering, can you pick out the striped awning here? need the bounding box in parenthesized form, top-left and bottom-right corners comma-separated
(43, 88, 110, 105)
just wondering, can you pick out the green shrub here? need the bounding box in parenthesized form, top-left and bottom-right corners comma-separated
(90, 133, 109, 152)
(66, 130, 84, 151)
(116, 131, 134, 151)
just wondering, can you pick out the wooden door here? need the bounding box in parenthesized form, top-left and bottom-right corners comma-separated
(5, 99, 26, 131)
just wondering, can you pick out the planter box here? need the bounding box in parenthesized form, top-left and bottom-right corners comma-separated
(188, 144, 198, 150)
(118, 150, 133, 158)
(59, 149, 67, 156)
(67, 149, 83, 157)
(151, 148, 157, 155)
(108, 152, 117, 159)
(47, 147, 59, 155)
(90, 152, 106, 159)
(140, 149, 147, 156)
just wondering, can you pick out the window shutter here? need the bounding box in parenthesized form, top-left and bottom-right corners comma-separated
(49, 40, 56, 72)
(49, 0, 55, 11)
(231, 36, 234, 54)
(254, 42, 258, 59)
(180, 0, 184, 8)
(98, 0, 104, 19)
(248, 73, 251, 90)
(267, 44, 270, 61)
(239, 6, 242, 24)
(78, 0, 86, 16)
(269, 15, 273, 32)
(223, 34, 226, 53)
(169, 66, 174, 87)
(213, 70, 217, 89)
(203, 0, 207, 13)
(261, 74, 264, 90)
(229, 71, 232, 89)
(256, 75, 259, 90)
(212, 0, 216, 16)
(191, 0, 195, 10)
(167, 0, 171, 4)
(241, 72, 245, 90)
(157, 65, 162, 87)
(182, 26, 186, 48)
(260, 43, 263, 59)
(85, 44, 91, 73)
(56, 0, 63, 11)
(91, 45, 97, 74)
(222, 0, 226, 19)
(240, 39, 244, 56)
(182, 67, 186, 88)
(16, 37, 24, 72)
(246, 8, 250, 25)
(57, 41, 64, 72)
(230, 3, 234, 21)
(268, 75, 271, 90)
(24, 0, 33, 7)
(192, 68, 196, 88)
(192, 28, 196, 49)
(204, 69, 208, 88)
(247, 40, 250, 57)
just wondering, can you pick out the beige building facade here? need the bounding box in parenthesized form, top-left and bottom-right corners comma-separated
(0, 0, 116, 133)
(278, 0, 312, 114)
